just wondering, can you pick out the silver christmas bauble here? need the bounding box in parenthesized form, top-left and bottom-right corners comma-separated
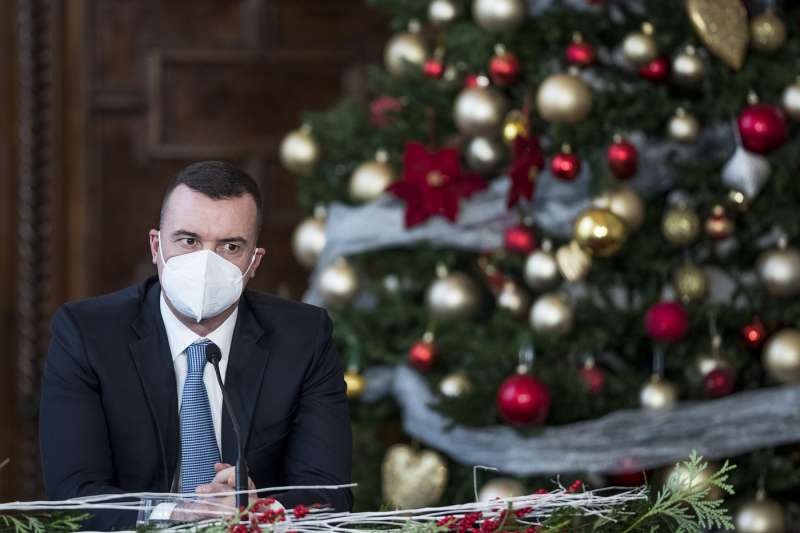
(756, 240, 800, 297)
(472, 0, 526, 32)
(497, 280, 531, 318)
(529, 293, 573, 335)
(280, 127, 320, 176)
(453, 85, 507, 136)
(439, 371, 472, 398)
(426, 271, 481, 321)
(672, 46, 704, 87)
(640, 376, 677, 410)
(478, 478, 525, 501)
(722, 146, 770, 200)
(524, 242, 560, 291)
(349, 160, 394, 202)
(536, 72, 593, 124)
(291, 214, 326, 268)
(319, 258, 359, 307)
(667, 108, 700, 143)
(465, 136, 506, 174)
(762, 328, 800, 384)
(429, 0, 463, 27)
(384, 31, 426, 78)
(622, 25, 658, 66)
(781, 78, 800, 121)
(735, 493, 786, 533)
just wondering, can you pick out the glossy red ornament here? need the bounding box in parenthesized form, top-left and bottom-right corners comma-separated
(551, 148, 581, 181)
(464, 73, 480, 88)
(497, 373, 551, 425)
(423, 58, 445, 79)
(645, 301, 688, 343)
(504, 224, 537, 254)
(742, 318, 767, 349)
(606, 458, 646, 486)
(565, 41, 596, 67)
(579, 363, 605, 394)
(409, 337, 436, 372)
(607, 138, 638, 180)
(703, 367, 735, 398)
(738, 103, 788, 154)
(489, 52, 521, 86)
(638, 56, 670, 84)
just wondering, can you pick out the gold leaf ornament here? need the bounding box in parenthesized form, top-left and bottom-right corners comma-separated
(686, 0, 748, 70)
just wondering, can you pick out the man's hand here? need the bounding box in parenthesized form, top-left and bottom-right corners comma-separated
(168, 463, 257, 522)
(195, 463, 257, 505)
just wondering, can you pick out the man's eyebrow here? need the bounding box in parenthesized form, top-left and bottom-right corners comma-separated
(170, 229, 248, 243)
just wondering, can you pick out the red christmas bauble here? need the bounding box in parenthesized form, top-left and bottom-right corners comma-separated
(565, 41, 596, 67)
(489, 52, 521, 86)
(551, 149, 581, 181)
(504, 224, 537, 254)
(409, 339, 436, 372)
(703, 367, 735, 398)
(606, 458, 646, 486)
(645, 301, 688, 343)
(423, 58, 445, 79)
(638, 56, 670, 84)
(579, 364, 605, 394)
(497, 373, 550, 425)
(607, 138, 638, 180)
(742, 319, 767, 349)
(738, 103, 788, 154)
(464, 73, 480, 88)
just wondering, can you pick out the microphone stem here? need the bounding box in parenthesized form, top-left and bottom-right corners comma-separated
(211, 362, 249, 512)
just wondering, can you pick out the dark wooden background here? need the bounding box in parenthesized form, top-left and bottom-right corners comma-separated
(0, 0, 387, 500)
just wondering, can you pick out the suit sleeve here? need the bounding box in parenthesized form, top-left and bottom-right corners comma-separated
(39, 305, 138, 531)
(271, 310, 353, 512)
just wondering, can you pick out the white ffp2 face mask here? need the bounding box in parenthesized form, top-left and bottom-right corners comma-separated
(158, 232, 256, 322)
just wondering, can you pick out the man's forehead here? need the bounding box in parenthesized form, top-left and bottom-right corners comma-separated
(161, 185, 258, 237)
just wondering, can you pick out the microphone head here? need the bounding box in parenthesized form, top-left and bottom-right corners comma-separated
(206, 343, 222, 366)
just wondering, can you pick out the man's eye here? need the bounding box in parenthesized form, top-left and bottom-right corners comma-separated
(182, 238, 196, 246)
(224, 243, 240, 253)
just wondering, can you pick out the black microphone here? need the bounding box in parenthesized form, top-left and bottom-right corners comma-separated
(206, 343, 249, 511)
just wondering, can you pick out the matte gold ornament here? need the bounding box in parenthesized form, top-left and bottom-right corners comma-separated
(762, 328, 800, 384)
(529, 293, 573, 336)
(426, 266, 481, 321)
(536, 72, 593, 124)
(672, 46, 705, 87)
(280, 126, 320, 176)
(686, 0, 748, 70)
(622, 23, 658, 66)
(439, 371, 472, 398)
(453, 83, 507, 136)
(478, 478, 526, 501)
(556, 240, 592, 281)
(497, 280, 531, 318)
(382, 444, 448, 509)
(502, 110, 528, 145)
(384, 29, 426, 78)
(472, 0, 526, 32)
(662, 205, 700, 246)
(735, 491, 786, 533)
(574, 208, 628, 257)
(524, 240, 560, 291)
(663, 460, 722, 500)
(344, 368, 366, 399)
(350, 152, 394, 203)
(429, 0, 463, 27)
(319, 258, 360, 307)
(640, 375, 677, 410)
(750, 10, 787, 53)
(673, 262, 709, 303)
(291, 209, 326, 268)
(781, 77, 800, 121)
(465, 136, 506, 174)
(667, 108, 700, 143)
(592, 185, 645, 231)
(756, 238, 800, 297)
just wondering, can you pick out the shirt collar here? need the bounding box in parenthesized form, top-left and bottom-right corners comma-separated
(159, 291, 238, 362)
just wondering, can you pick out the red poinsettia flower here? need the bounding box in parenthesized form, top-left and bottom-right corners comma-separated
(507, 134, 545, 208)
(388, 142, 487, 228)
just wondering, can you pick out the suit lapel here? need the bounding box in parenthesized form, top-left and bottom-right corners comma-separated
(129, 280, 179, 490)
(221, 292, 271, 464)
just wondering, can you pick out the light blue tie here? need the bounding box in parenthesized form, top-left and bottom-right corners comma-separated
(179, 339, 220, 494)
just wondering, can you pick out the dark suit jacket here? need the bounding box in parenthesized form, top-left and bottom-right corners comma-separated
(39, 276, 352, 531)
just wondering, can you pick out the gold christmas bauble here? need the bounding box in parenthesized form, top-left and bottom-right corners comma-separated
(673, 262, 709, 303)
(555, 240, 592, 282)
(439, 371, 472, 398)
(524, 241, 560, 291)
(686, 0, 748, 70)
(291, 213, 326, 268)
(672, 46, 705, 87)
(280, 126, 320, 176)
(592, 185, 645, 231)
(319, 258, 360, 307)
(536, 72, 593, 124)
(735, 493, 786, 533)
(622, 24, 658, 66)
(429, 0, 463, 27)
(529, 293, 573, 336)
(756, 240, 800, 297)
(472, 0, 526, 32)
(382, 444, 447, 509)
(662, 206, 700, 246)
(762, 329, 800, 384)
(667, 108, 700, 143)
(750, 10, 787, 53)
(502, 110, 528, 145)
(384, 31, 426, 78)
(465, 136, 506, 174)
(426, 270, 481, 321)
(782, 78, 800, 121)
(663, 461, 722, 500)
(573, 208, 628, 257)
(478, 478, 525, 501)
(344, 369, 366, 399)
(497, 280, 531, 318)
(453, 85, 507, 136)
(350, 159, 394, 203)
(640, 376, 677, 410)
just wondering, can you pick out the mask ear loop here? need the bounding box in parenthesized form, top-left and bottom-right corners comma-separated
(157, 231, 166, 266)
(240, 250, 258, 281)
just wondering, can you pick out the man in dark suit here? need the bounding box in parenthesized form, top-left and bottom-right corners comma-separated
(39, 161, 352, 530)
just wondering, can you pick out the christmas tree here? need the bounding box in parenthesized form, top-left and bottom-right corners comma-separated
(281, 0, 800, 529)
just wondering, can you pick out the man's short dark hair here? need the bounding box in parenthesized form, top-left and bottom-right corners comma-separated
(160, 160, 263, 234)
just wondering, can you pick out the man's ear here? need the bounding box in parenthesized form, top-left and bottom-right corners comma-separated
(250, 247, 266, 279)
(148, 229, 160, 265)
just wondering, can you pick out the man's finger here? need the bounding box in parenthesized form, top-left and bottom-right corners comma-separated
(214, 462, 232, 472)
(196, 482, 232, 494)
(212, 466, 235, 485)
